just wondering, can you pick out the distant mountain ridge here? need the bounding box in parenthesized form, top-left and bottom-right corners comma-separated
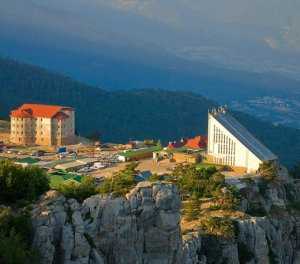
(0, 57, 300, 167)
(1, 0, 300, 104)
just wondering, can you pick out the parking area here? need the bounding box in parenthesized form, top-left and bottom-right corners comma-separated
(88, 158, 177, 179)
(1, 142, 231, 188)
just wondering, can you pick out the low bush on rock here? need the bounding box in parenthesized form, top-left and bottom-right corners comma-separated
(258, 161, 278, 182)
(182, 199, 202, 221)
(98, 163, 138, 196)
(199, 216, 235, 239)
(173, 164, 240, 222)
(57, 176, 98, 202)
(172, 164, 224, 199)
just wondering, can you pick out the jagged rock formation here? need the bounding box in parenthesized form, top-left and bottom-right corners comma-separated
(31, 178, 300, 264)
(31, 182, 182, 264)
(181, 175, 300, 264)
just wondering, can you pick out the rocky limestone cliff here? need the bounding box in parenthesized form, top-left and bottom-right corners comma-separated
(31, 182, 182, 264)
(180, 175, 300, 264)
(31, 178, 300, 264)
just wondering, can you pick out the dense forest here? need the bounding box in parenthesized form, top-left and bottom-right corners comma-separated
(0, 57, 299, 167)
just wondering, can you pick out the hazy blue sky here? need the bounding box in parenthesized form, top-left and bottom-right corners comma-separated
(101, 0, 300, 50)
(1, 0, 300, 79)
(2, 0, 299, 51)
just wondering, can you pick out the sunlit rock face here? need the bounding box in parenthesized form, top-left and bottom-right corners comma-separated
(31, 183, 182, 264)
(31, 179, 300, 264)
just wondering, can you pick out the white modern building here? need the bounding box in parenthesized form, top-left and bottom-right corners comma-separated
(207, 107, 277, 173)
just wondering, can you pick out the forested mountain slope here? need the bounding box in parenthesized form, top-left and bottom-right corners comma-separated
(0, 57, 299, 167)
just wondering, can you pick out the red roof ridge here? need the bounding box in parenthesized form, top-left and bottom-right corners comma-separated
(10, 103, 73, 118)
(185, 135, 208, 149)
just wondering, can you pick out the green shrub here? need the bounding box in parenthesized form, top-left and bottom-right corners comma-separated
(0, 160, 49, 203)
(182, 199, 202, 221)
(98, 163, 138, 196)
(199, 216, 235, 239)
(172, 164, 222, 200)
(219, 187, 240, 210)
(0, 207, 39, 264)
(258, 161, 278, 182)
(58, 176, 97, 202)
(0, 208, 32, 245)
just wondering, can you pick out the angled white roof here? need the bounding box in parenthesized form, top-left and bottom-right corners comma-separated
(211, 111, 277, 161)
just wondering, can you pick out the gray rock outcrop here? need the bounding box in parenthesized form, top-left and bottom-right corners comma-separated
(181, 179, 300, 264)
(31, 183, 182, 264)
(31, 179, 300, 264)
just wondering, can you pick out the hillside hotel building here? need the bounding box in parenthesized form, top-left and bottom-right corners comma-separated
(10, 104, 75, 146)
(207, 107, 277, 173)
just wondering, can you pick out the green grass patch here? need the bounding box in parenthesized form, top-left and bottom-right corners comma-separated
(49, 173, 85, 189)
(49, 175, 65, 189)
(119, 146, 162, 158)
(16, 157, 40, 165)
(196, 163, 218, 170)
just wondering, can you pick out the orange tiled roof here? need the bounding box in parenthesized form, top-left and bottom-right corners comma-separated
(185, 135, 207, 149)
(10, 104, 73, 118)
